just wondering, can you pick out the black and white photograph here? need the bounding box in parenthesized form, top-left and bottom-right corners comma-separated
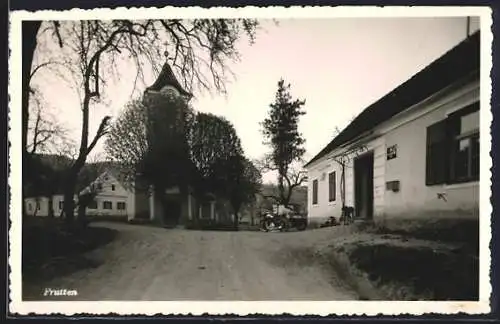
(8, 6, 492, 316)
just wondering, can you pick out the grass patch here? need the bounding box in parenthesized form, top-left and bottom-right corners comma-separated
(358, 218, 479, 254)
(271, 218, 479, 300)
(22, 216, 118, 283)
(348, 243, 479, 300)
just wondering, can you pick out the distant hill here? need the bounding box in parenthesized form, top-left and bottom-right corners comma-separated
(36, 153, 74, 170)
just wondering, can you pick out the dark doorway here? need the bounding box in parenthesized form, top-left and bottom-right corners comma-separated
(354, 151, 374, 220)
(163, 197, 182, 226)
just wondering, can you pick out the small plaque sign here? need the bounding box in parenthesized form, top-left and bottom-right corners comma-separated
(387, 144, 397, 160)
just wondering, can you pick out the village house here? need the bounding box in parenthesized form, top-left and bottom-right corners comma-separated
(25, 194, 66, 218)
(304, 31, 480, 225)
(24, 169, 134, 220)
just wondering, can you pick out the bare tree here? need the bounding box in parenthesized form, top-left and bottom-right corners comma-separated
(257, 155, 307, 208)
(327, 118, 366, 209)
(330, 145, 368, 209)
(26, 19, 259, 225)
(26, 90, 69, 155)
(22, 19, 259, 161)
(22, 21, 43, 172)
(24, 89, 73, 219)
(22, 21, 66, 216)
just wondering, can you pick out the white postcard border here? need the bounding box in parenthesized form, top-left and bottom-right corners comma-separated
(8, 5, 494, 316)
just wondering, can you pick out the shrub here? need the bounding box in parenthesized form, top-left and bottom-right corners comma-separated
(348, 243, 479, 300)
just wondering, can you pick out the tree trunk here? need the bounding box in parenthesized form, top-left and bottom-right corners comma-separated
(22, 21, 41, 218)
(278, 176, 286, 206)
(77, 203, 87, 227)
(284, 186, 293, 208)
(64, 93, 93, 224)
(33, 197, 39, 217)
(47, 195, 54, 218)
(233, 211, 239, 229)
(62, 160, 84, 224)
(250, 204, 255, 226)
(63, 178, 77, 223)
(341, 162, 346, 208)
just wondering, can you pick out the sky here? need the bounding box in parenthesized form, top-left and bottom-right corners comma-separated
(31, 16, 480, 184)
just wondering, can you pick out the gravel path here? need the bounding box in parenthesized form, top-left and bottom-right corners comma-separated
(23, 222, 359, 301)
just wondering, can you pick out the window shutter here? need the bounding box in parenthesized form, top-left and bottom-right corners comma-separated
(425, 120, 448, 185)
(329, 172, 336, 202)
(312, 179, 318, 205)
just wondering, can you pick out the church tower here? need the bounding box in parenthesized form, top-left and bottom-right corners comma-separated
(143, 50, 192, 103)
(142, 50, 193, 226)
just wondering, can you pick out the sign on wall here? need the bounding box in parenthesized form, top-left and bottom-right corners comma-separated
(387, 144, 397, 160)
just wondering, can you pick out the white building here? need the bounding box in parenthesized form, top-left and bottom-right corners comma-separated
(304, 31, 480, 225)
(25, 194, 67, 218)
(24, 170, 134, 220)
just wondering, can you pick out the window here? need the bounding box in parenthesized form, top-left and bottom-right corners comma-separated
(88, 200, 98, 209)
(28, 203, 32, 211)
(449, 107, 479, 183)
(328, 172, 336, 202)
(426, 120, 448, 185)
(111, 184, 116, 191)
(97, 183, 103, 190)
(117, 202, 126, 210)
(426, 102, 479, 186)
(312, 179, 319, 205)
(103, 201, 113, 210)
(59, 201, 64, 210)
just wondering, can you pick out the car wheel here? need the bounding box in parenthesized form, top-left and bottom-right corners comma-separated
(296, 222, 307, 231)
(265, 221, 276, 231)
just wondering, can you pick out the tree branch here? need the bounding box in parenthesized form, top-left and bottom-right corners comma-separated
(53, 21, 64, 48)
(86, 116, 111, 155)
(29, 61, 63, 81)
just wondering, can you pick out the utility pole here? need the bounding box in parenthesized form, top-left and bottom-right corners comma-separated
(466, 16, 471, 37)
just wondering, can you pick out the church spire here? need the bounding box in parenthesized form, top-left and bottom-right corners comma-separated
(145, 46, 192, 99)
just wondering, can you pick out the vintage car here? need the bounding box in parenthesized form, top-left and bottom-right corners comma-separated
(260, 204, 307, 232)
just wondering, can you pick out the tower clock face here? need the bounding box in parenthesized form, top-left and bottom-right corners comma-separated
(161, 86, 179, 97)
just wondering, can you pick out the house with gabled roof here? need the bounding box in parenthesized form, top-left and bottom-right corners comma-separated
(304, 31, 481, 225)
(24, 163, 137, 220)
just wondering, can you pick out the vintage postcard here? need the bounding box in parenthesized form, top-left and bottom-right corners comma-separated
(8, 5, 493, 316)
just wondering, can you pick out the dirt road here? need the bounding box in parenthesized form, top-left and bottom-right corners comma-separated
(23, 222, 359, 301)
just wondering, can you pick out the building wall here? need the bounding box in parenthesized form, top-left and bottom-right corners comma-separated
(78, 171, 134, 219)
(134, 189, 150, 220)
(307, 135, 386, 224)
(25, 195, 66, 217)
(380, 80, 479, 219)
(25, 171, 139, 220)
(306, 78, 480, 223)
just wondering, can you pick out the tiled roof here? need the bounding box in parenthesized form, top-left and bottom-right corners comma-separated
(305, 31, 480, 168)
